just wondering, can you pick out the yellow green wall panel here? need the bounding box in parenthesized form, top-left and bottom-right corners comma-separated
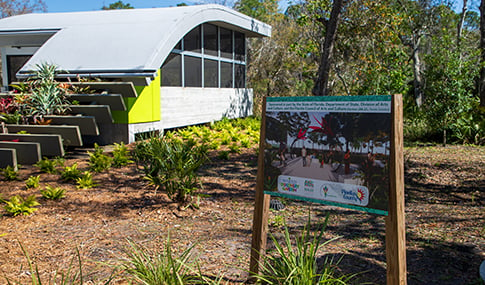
(112, 71, 161, 124)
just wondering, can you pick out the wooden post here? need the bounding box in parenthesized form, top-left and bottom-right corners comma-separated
(385, 94, 407, 284)
(249, 97, 271, 280)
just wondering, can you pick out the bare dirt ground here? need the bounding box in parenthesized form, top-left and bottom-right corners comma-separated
(0, 144, 483, 284)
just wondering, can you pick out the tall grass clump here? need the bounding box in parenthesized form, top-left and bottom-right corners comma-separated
(252, 214, 358, 284)
(134, 135, 207, 205)
(122, 237, 197, 285)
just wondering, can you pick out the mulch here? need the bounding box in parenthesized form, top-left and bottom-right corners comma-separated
(0, 144, 483, 284)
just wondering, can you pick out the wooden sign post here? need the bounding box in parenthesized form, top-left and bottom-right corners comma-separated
(385, 94, 407, 284)
(249, 95, 407, 284)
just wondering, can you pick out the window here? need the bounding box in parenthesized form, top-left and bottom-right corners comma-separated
(161, 53, 181, 86)
(220, 62, 233, 88)
(220, 27, 233, 59)
(184, 26, 201, 53)
(235, 64, 245, 88)
(6, 55, 32, 85)
(204, 24, 218, 57)
(204, 59, 218, 87)
(161, 24, 246, 88)
(184, 56, 202, 87)
(235, 32, 245, 62)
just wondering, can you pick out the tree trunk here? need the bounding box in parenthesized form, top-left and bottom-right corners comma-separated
(457, 0, 468, 48)
(312, 0, 344, 96)
(412, 36, 424, 107)
(480, 0, 485, 107)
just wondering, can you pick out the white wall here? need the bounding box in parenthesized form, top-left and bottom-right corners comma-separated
(160, 87, 253, 129)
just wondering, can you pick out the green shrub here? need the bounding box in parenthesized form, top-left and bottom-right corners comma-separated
(112, 142, 133, 167)
(3, 195, 40, 216)
(40, 185, 66, 200)
(229, 143, 241, 153)
(60, 163, 82, 182)
(217, 150, 230, 160)
(134, 136, 207, 205)
(253, 214, 358, 284)
(122, 237, 198, 285)
(1, 165, 18, 181)
(25, 175, 41, 189)
(88, 143, 113, 172)
(76, 171, 98, 190)
(35, 157, 60, 174)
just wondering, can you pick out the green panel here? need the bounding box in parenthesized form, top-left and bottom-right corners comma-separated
(112, 71, 161, 124)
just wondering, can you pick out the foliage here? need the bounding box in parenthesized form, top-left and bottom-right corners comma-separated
(102, 0, 133, 10)
(40, 185, 66, 200)
(76, 171, 98, 190)
(252, 214, 357, 284)
(112, 142, 133, 167)
(60, 163, 82, 182)
(0, 0, 46, 18)
(25, 175, 40, 189)
(88, 143, 113, 173)
(35, 157, 63, 174)
(122, 237, 197, 285)
(19, 63, 71, 122)
(3, 195, 39, 216)
(134, 136, 207, 205)
(1, 165, 18, 181)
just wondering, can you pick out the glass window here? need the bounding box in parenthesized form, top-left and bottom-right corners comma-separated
(174, 41, 182, 50)
(234, 32, 245, 61)
(220, 27, 233, 59)
(184, 56, 202, 87)
(235, 64, 245, 88)
(161, 53, 181, 86)
(220, 62, 233, 88)
(184, 26, 201, 53)
(204, 59, 218, 88)
(204, 24, 218, 56)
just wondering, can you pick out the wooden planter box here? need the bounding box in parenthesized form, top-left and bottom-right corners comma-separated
(0, 148, 17, 170)
(0, 141, 41, 164)
(0, 133, 64, 157)
(44, 115, 99, 136)
(6, 124, 83, 147)
(69, 105, 113, 124)
(67, 94, 126, 111)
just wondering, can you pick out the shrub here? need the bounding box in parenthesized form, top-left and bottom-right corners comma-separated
(60, 163, 82, 182)
(122, 237, 198, 285)
(3, 195, 40, 216)
(25, 175, 41, 189)
(40, 185, 66, 200)
(76, 171, 98, 189)
(252, 214, 358, 284)
(134, 136, 207, 205)
(1, 165, 18, 181)
(88, 143, 113, 172)
(112, 142, 133, 167)
(35, 157, 60, 174)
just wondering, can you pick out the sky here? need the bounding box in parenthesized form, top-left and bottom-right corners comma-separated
(41, 0, 476, 14)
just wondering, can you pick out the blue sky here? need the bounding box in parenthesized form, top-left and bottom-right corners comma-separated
(43, 0, 474, 14)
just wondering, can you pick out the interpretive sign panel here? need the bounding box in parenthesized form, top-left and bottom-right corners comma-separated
(263, 95, 392, 215)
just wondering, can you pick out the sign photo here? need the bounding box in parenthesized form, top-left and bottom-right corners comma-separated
(263, 95, 392, 215)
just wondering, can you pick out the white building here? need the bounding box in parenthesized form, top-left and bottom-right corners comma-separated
(0, 5, 271, 143)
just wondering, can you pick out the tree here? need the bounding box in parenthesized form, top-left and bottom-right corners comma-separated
(0, 0, 46, 18)
(312, 0, 345, 96)
(102, 1, 133, 10)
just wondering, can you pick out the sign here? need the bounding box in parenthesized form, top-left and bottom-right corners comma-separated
(263, 95, 392, 215)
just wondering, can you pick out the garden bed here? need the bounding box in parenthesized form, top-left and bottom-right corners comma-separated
(0, 143, 483, 284)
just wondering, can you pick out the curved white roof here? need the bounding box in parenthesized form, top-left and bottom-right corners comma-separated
(0, 4, 271, 78)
